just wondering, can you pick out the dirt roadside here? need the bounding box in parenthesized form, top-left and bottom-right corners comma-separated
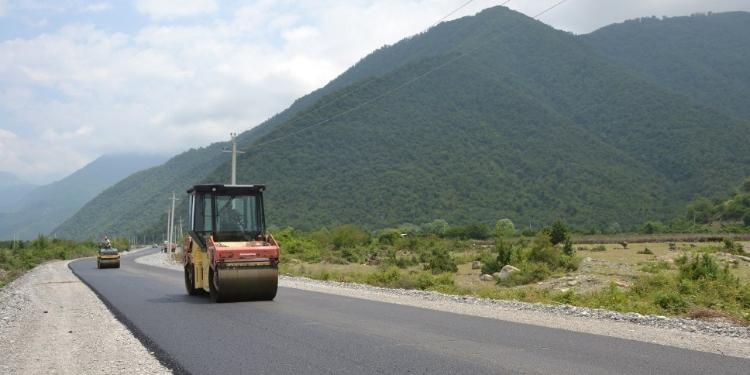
(0, 259, 171, 375)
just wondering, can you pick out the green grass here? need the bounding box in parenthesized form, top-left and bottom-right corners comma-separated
(277, 228, 750, 324)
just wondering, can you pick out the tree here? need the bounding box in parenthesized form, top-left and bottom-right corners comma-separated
(548, 220, 569, 246)
(331, 225, 370, 249)
(742, 177, 750, 193)
(495, 218, 516, 238)
(563, 238, 575, 256)
(743, 211, 750, 227)
(422, 219, 449, 236)
(686, 197, 714, 224)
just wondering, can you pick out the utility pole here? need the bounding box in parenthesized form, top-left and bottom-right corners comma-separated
(178, 216, 183, 244)
(168, 192, 179, 253)
(165, 208, 170, 251)
(222, 132, 245, 185)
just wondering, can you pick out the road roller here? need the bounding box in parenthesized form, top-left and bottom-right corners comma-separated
(97, 247, 120, 269)
(183, 184, 279, 302)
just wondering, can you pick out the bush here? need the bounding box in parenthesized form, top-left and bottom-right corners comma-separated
(331, 225, 370, 249)
(590, 244, 607, 252)
(495, 219, 516, 238)
(548, 220, 569, 246)
(378, 229, 401, 245)
(639, 260, 671, 273)
(501, 262, 551, 286)
(654, 291, 688, 312)
(445, 224, 491, 240)
(426, 248, 458, 274)
(641, 221, 667, 234)
(678, 254, 730, 282)
(637, 248, 653, 255)
(562, 238, 574, 256)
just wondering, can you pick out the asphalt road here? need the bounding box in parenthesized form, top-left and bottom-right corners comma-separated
(70, 248, 750, 375)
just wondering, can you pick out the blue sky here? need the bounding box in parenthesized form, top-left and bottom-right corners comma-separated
(1, 0, 749, 184)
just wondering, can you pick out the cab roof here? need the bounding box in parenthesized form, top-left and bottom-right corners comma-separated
(187, 184, 265, 194)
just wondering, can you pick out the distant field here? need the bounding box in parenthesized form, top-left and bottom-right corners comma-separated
(280, 233, 750, 324)
(572, 233, 750, 244)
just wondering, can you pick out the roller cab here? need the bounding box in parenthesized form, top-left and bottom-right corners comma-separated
(183, 184, 279, 302)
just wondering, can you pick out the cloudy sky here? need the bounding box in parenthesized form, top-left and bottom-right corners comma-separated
(1, 0, 749, 184)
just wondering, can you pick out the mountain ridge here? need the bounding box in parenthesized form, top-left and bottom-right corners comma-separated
(55, 8, 750, 239)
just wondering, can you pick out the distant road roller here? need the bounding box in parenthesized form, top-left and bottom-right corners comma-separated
(183, 184, 279, 302)
(97, 247, 120, 269)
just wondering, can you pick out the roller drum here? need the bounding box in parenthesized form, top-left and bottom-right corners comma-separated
(214, 265, 278, 301)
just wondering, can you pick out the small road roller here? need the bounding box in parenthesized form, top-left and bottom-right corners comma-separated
(97, 247, 120, 269)
(183, 184, 279, 302)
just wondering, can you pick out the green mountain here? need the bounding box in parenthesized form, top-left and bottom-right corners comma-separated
(580, 12, 750, 121)
(57, 8, 750, 239)
(0, 154, 165, 239)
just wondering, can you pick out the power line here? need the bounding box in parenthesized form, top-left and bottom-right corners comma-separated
(243, 0, 569, 151)
(432, 0, 477, 27)
(238, 0, 513, 152)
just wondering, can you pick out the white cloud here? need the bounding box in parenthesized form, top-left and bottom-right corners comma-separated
(2, 0, 750, 183)
(82, 2, 111, 13)
(135, 0, 218, 20)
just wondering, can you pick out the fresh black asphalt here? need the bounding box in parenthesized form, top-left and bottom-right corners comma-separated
(69, 248, 750, 375)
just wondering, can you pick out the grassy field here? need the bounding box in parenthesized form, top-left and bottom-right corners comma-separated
(277, 228, 750, 324)
(0, 236, 130, 288)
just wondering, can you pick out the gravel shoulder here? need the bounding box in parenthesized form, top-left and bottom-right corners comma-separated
(137, 251, 750, 359)
(0, 256, 171, 375)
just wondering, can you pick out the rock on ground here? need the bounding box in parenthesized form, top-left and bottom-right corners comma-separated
(0, 260, 171, 375)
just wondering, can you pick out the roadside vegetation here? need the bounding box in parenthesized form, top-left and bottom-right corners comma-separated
(276, 218, 750, 325)
(0, 236, 130, 288)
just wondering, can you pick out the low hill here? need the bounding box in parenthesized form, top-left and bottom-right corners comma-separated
(0, 154, 165, 239)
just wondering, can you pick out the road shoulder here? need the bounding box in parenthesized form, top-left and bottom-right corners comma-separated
(0, 260, 172, 375)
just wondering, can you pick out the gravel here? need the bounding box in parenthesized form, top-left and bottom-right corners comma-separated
(137, 251, 750, 358)
(0, 259, 172, 375)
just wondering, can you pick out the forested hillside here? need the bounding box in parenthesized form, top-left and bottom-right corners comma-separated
(206, 7, 750, 231)
(56, 7, 750, 239)
(581, 12, 750, 120)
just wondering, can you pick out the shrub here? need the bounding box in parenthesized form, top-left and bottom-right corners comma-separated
(445, 224, 491, 240)
(678, 254, 729, 281)
(501, 262, 551, 286)
(426, 248, 458, 274)
(378, 229, 401, 245)
(562, 238, 575, 256)
(548, 220, 569, 246)
(590, 244, 607, 252)
(654, 291, 688, 312)
(366, 266, 401, 286)
(722, 238, 745, 254)
(641, 221, 666, 234)
(637, 248, 654, 255)
(639, 260, 671, 273)
(421, 219, 449, 236)
(495, 219, 516, 238)
(331, 225, 370, 249)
